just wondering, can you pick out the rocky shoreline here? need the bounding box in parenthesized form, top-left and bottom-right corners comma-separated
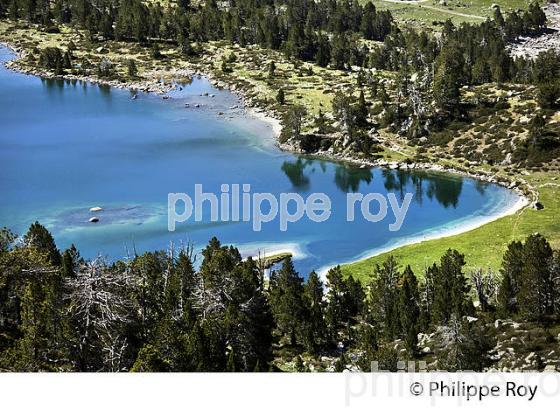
(181, 52, 537, 208)
(1, 40, 536, 210)
(1, 41, 188, 94)
(186, 61, 537, 208)
(287, 146, 536, 204)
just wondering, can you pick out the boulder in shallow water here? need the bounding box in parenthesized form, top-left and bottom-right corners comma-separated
(89, 207, 103, 212)
(89, 217, 100, 223)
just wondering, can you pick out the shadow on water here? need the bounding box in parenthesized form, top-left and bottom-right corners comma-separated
(280, 158, 314, 191)
(42, 77, 65, 92)
(42, 77, 113, 103)
(280, 157, 486, 209)
(281, 157, 374, 193)
(381, 169, 479, 208)
(334, 166, 373, 193)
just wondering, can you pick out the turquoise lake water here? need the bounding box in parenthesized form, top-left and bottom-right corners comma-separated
(0, 45, 520, 276)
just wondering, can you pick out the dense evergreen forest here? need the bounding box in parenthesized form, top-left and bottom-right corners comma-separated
(0, 223, 558, 371)
(0, 0, 555, 92)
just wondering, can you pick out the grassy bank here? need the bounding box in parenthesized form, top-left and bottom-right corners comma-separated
(341, 171, 560, 280)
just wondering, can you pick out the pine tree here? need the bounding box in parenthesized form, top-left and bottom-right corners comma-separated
(294, 355, 305, 372)
(433, 44, 465, 116)
(331, 33, 348, 70)
(127, 59, 138, 78)
(360, 2, 376, 40)
(269, 258, 305, 346)
(537, 81, 560, 109)
(357, 324, 378, 371)
(398, 265, 420, 355)
(332, 91, 355, 134)
(369, 257, 400, 339)
(276, 88, 285, 105)
(431, 250, 472, 325)
(268, 60, 276, 77)
(61, 244, 81, 278)
(63, 51, 72, 70)
(6, 247, 70, 371)
(493, 6, 505, 28)
(345, 276, 365, 319)
(8, 0, 18, 20)
(67, 258, 131, 371)
(518, 234, 554, 320)
(279, 105, 306, 144)
(378, 82, 389, 107)
(315, 34, 331, 67)
(437, 316, 491, 371)
(498, 240, 524, 315)
(324, 265, 350, 342)
(23, 222, 61, 266)
(151, 42, 162, 59)
(303, 271, 325, 353)
(355, 90, 368, 126)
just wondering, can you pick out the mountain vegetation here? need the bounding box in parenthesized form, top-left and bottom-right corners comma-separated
(1, 223, 559, 372)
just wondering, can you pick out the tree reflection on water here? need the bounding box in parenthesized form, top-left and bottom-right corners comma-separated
(280, 157, 486, 208)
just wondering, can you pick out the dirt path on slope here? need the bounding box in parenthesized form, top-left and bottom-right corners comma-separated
(380, 0, 486, 20)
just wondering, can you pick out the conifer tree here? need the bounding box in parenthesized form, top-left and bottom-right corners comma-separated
(303, 271, 326, 353)
(269, 258, 305, 346)
(23, 221, 61, 266)
(127, 59, 138, 78)
(324, 265, 349, 341)
(431, 250, 472, 325)
(370, 257, 400, 339)
(355, 89, 368, 126)
(433, 44, 464, 116)
(498, 240, 524, 315)
(315, 34, 331, 67)
(61, 244, 81, 278)
(4, 246, 70, 371)
(276, 88, 285, 105)
(493, 6, 505, 28)
(398, 265, 420, 355)
(518, 234, 554, 320)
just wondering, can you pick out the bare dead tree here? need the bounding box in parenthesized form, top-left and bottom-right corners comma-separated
(193, 272, 229, 321)
(101, 333, 128, 372)
(470, 269, 498, 312)
(65, 257, 132, 371)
